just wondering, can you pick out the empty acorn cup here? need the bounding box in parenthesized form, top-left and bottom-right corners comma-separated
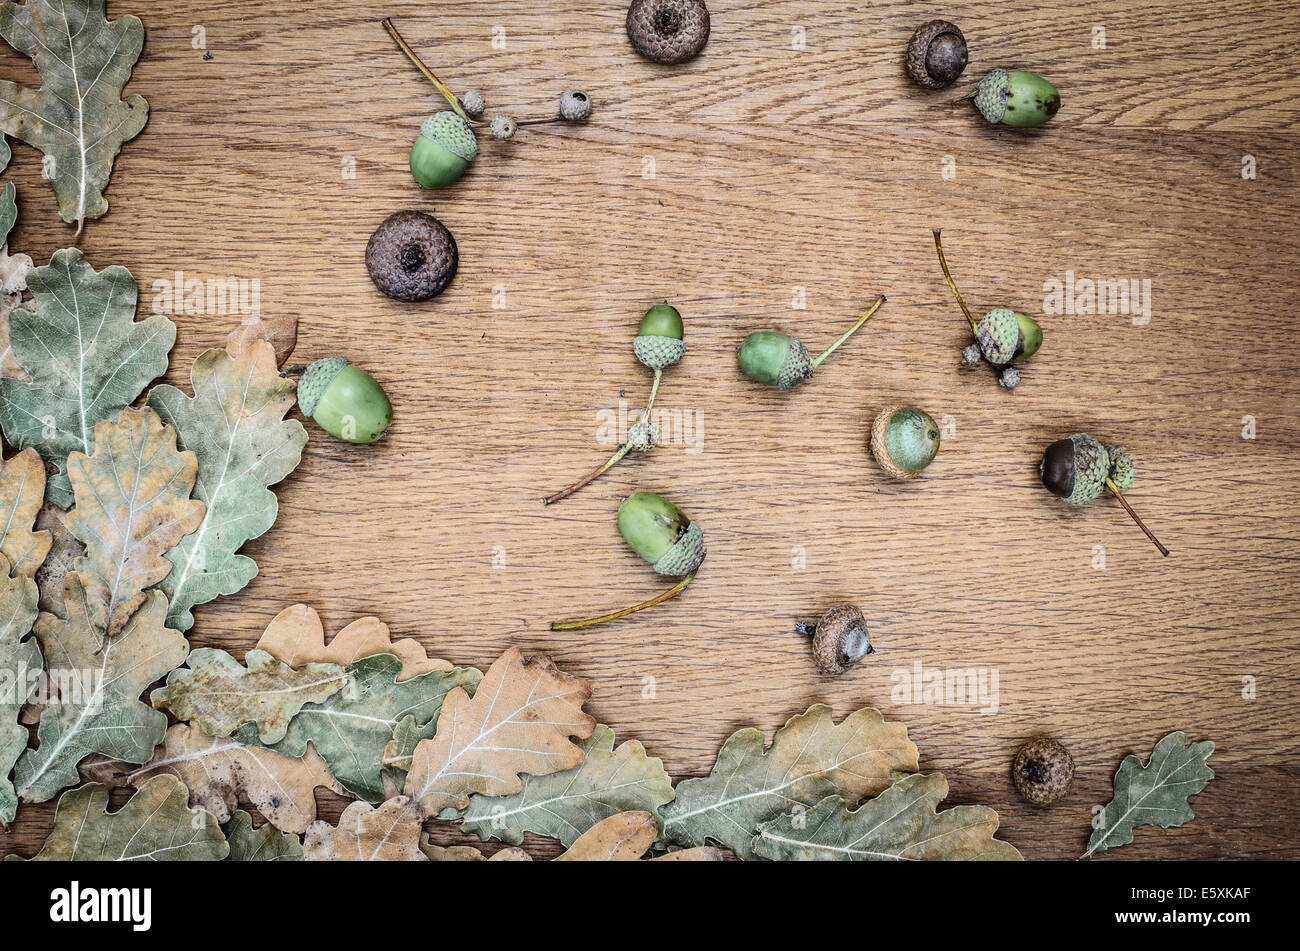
(737, 295, 887, 391)
(870, 405, 941, 478)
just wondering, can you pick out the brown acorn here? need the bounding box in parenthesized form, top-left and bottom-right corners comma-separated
(906, 20, 968, 89)
(796, 604, 873, 675)
(1012, 736, 1074, 806)
(626, 0, 710, 65)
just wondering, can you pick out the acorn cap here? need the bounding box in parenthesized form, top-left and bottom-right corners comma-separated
(906, 20, 967, 89)
(807, 603, 873, 675)
(626, 0, 710, 65)
(1107, 445, 1135, 491)
(973, 68, 1011, 123)
(419, 111, 478, 162)
(1012, 736, 1074, 806)
(870, 405, 940, 478)
(297, 358, 347, 417)
(366, 210, 459, 302)
(633, 335, 687, 370)
(977, 308, 1020, 365)
(1041, 433, 1109, 505)
(652, 521, 705, 576)
(777, 337, 812, 390)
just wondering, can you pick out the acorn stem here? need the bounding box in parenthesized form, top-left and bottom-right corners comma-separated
(382, 18, 471, 123)
(543, 443, 632, 505)
(795, 620, 818, 637)
(550, 573, 695, 630)
(932, 229, 979, 334)
(644, 369, 663, 416)
(811, 295, 887, 368)
(1105, 478, 1170, 557)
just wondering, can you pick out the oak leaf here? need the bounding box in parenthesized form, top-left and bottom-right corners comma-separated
(556, 811, 722, 862)
(404, 648, 596, 814)
(150, 647, 349, 744)
(66, 406, 204, 638)
(0, 249, 175, 508)
(418, 835, 531, 862)
(224, 809, 302, 861)
(658, 704, 918, 860)
(253, 603, 452, 679)
(147, 343, 307, 631)
(226, 315, 298, 369)
(457, 723, 676, 847)
(0, 449, 51, 576)
(1084, 731, 1214, 857)
(0, 0, 149, 231)
(17, 775, 226, 861)
(303, 796, 426, 861)
(752, 774, 1022, 861)
(0, 557, 39, 824)
(14, 581, 186, 801)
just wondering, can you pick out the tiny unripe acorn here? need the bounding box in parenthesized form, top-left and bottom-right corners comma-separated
(870, 405, 940, 478)
(633, 303, 686, 370)
(737, 295, 887, 391)
(627, 419, 659, 452)
(559, 89, 593, 121)
(973, 68, 1061, 127)
(409, 111, 477, 189)
(297, 358, 393, 444)
(906, 20, 967, 89)
(461, 90, 485, 117)
(617, 491, 705, 576)
(797, 603, 873, 675)
(489, 115, 517, 139)
(1012, 736, 1074, 806)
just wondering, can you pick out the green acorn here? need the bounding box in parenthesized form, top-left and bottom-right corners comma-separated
(551, 491, 704, 630)
(973, 69, 1060, 127)
(737, 295, 886, 390)
(1040, 434, 1168, 556)
(933, 230, 1043, 388)
(870, 405, 941, 478)
(409, 111, 478, 188)
(297, 358, 393, 444)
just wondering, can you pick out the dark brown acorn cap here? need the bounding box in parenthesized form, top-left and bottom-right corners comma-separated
(1012, 736, 1074, 805)
(906, 20, 968, 89)
(366, 210, 458, 302)
(626, 0, 710, 65)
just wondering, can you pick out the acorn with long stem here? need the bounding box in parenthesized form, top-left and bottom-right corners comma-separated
(737, 295, 887, 390)
(551, 491, 704, 630)
(1040, 434, 1169, 557)
(544, 304, 685, 505)
(933, 230, 1042, 389)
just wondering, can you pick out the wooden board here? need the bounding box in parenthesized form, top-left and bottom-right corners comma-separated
(2, 0, 1298, 860)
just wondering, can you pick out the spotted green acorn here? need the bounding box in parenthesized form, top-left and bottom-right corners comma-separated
(297, 358, 393, 444)
(973, 69, 1060, 127)
(409, 111, 478, 188)
(738, 296, 886, 391)
(870, 405, 941, 478)
(632, 303, 686, 370)
(1107, 445, 1135, 491)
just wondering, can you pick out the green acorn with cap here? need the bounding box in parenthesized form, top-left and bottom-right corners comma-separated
(551, 491, 704, 630)
(870, 405, 941, 478)
(737, 295, 887, 391)
(973, 68, 1060, 127)
(1040, 434, 1168, 556)
(933, 230, 1042, 389)
(409, 111, 478, 188)
(544, 304, 686, 505)
(297, 358, 393, 444)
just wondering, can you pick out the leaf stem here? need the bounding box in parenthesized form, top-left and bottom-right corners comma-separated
(550, 573, 696, 630)
(381, 18, 470, 122)
(811, 295, 887, 368)
(1106, 478, 1170, 557)
(933, 229, 979, 334)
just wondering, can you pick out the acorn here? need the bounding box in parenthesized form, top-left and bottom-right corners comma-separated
(737, 295, 886, 390)
(551, 491, 704, 629)
(796, 604, 873, 675)
(409, 111, 477, 189)
(297, 358, 393, 444)
(1040, 434, 1169, 556)
(544, 304, 686, 505)
(933, 230, 1042, 388)
(626, 0, 710, 65)
(973, 68, 1060, 127)
(870, 405, 940, 478)
(1012, 736, 1074, 806)
(906, 20, 967, 89)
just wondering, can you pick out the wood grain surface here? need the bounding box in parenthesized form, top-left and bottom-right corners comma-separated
(2, 0, 1298, 860)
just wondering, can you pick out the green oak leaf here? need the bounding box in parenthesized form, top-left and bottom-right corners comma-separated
(147, 343, 307, 631)
(658, 704, 918, 860)
(752, 774, 1022, 861)
(0, 561, 39, 825)
(0, 0, 149, 231)
(1085, 731, 1215, 857)
(18, 775, 227, 860)
(265, 652, 481, 804)
(223, 809, 303, 862)
(150, 647, 349, 745)
(457, 724, 675, 847)
(0, 248, 175, 508)
(14, 581, 186, 802)
(0, 181, 13, 248)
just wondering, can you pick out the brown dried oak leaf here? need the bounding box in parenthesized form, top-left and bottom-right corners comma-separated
(556, 811, 722, 862)
(303, 796, 426, 861)
(0, 448, 51, 577)
(255, 603, 451, 680)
